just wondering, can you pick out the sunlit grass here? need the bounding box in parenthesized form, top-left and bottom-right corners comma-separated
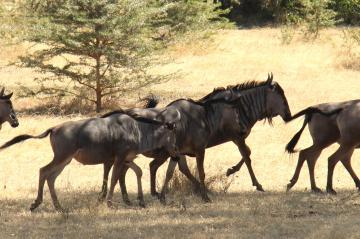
(0, 28, 360, 238)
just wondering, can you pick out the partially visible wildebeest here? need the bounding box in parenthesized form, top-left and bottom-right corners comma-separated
(285, 100, 360, 194)
(0, 106, 181, 212)
(119, 73, 292, 203)
(0, 87, 18, 129)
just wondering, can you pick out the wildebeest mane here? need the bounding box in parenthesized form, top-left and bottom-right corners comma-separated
(198, 80, 269, 104)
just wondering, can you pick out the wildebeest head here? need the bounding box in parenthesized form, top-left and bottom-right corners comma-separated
(265, 73, 291, 122)
(154, 107, 181, 156)
(0, 88, 18, 129)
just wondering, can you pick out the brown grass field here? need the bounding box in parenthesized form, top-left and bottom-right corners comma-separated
(1, 28, 360, 238)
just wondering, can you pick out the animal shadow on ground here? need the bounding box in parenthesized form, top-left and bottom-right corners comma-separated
(0, 189, 360, 238)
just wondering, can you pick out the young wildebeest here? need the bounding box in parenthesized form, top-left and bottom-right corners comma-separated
(0, 107, 180, 211)
(119, 73, 292, 203)
(285, 101, 360, 194)
(0, 87, 18, 129)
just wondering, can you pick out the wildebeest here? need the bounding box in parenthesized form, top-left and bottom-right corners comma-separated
(0, 87, 18, 129)
(0, 107, 181, 211)
(119, 73, 292, 203)
(285, 100, 360, 194)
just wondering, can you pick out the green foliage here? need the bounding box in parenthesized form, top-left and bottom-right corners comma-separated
(279, 0, 336, 43)
(301, 0, 336, 39)
(3, 0, 227, 112)
(330, 0, 360, 25)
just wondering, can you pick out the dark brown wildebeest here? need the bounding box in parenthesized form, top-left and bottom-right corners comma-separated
(0, 107, 181, 211)
(118, 73, 292, 203)
(0, 87, 18, 129)
(284, 101, 360, 194)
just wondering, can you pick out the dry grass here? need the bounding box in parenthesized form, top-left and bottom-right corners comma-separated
(1, 28, 360, 238)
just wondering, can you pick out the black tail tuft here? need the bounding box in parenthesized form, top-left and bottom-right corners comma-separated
(285, 118, 308, 153)
(285, 113, 312, 154)
(0, 135, 34, 150)
(285, 106, 341, 154)
(142, 94, 159, 108)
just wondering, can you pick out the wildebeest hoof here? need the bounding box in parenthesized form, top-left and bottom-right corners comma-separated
(139, 200, 146, 208)
(123, 199, 132, 206)
(151, 192, 160, 198)
(226, 168, 234, 177)
(159, 195, 166, 205)
(311, 187, 323, 194)
(107, 200, 115, 208)
(122, 196, 132, 206)
(98, 194, 106, 202)
(256, 185, 265, 192)
(98, 192, 106, 202)
(326, 188, 337, 195)
(30, 200, 41, 212)
(30, 204, 38, 212)
(202, 195, 211, 203)
(286, 183, 293, 192)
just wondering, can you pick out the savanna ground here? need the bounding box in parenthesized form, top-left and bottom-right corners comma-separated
(1, 28, 360, 238)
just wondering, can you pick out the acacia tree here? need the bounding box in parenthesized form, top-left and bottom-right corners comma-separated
(16, 0, 168, 112)
(11, 0, 226, 112)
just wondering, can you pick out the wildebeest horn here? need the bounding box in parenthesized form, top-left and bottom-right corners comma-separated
(174, 109, 181, 121)
(266, 73, 273, 84)
(0, 87, 4, 96)
(2, 92, 13, 100)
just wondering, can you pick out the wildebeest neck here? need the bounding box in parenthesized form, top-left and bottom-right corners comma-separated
(201, 85, 268, 135)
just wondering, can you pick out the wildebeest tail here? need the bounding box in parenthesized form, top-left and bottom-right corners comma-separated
(143, 94, 159, 108)
(285, 107, 342, 153)
(285, 114, 310, 153)
(0, 128, 53, 150)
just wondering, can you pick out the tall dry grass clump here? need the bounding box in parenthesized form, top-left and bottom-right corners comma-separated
(340, 28, 360, 71)
(166, 162, 235, 196)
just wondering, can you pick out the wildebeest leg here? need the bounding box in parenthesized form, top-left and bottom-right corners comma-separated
(159, 159, 177, 205)
(235, 140, 264, 192)
(327, 145, 353, 195)
(46, 158, 72, 212)
(226, 158, 245, 177)
(30, 157, 70, 212)
(340, 152, 360, 189)
(149, 155, 168, 197)
(31, 161, 57, 211)
(126, 161, 145, 208)
(287, 145, 323, 193)
(106, 156, 125, 208)
(177, 155, 202, 193)
(98, 162, 113, 202)
(119, 165, 131, 205)
(306, 148, 323, 193)
(196, 150, 211, 202)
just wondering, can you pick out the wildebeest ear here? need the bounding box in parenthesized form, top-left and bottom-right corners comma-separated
(2, 92, 13, 100)
(165, 122, 176, 130)
(0, 88, 4, 97)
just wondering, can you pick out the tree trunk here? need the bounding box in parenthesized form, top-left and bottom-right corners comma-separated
(95, 56, 102, 113)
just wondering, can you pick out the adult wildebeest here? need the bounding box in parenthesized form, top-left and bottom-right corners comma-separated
(285, 101, 360, 194)
(119, 73, 292, 203)
(0, 107, 181, 212)
(0, 87, 18, 129)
